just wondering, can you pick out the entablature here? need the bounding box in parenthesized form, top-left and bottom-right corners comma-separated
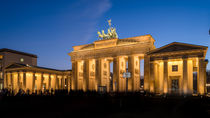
(70, 42, 154, 61)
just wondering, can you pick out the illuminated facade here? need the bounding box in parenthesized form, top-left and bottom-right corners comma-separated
(69, 35, 208, 95)
(4, 63, 71, 93)
(69, 35, 155, 92)
(0, 48, 37, 90)
(2, 36, 208, 95)
(1, 49, 72, 94)
(145, 42, 208, 95)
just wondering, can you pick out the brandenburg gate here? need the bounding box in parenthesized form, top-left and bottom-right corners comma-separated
(69, 20, 208, 95)
(69, 34, 155, 92)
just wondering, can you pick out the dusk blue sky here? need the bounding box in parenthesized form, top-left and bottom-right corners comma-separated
(0, 0, 210, 70)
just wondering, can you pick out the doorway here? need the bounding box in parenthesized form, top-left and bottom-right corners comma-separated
(171, 79, 179, 93)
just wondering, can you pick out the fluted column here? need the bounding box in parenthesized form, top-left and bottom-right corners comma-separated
(32, 72, 36, 92)
(128, 55, 140, 92)
(183, 58, 188, 94)
(154, 62, 159, 93)
(84, 59, 96, 91)
(55, 75, 59, 90)
(61, 75, 64, 90)
(113, 57, 119, 92)
(144, 55, 150, 91)
(10, 72, 13, 90)
(163, 59, 168, 94)
(113, 56, 126, 92)
(49, 74, 51, 90)
(17, 72, 20, 90)
(41, 73, 44, 91)
(51, 74, 56, 90)
(74, 60, 84, 91)
(23, 71, 26, 91)
(149, 62, 155, 93)
(204, 60, 208, 94)
(96, 59, 102, 91)
(71, 61, 77, 90)
(198, 58, 205, 95)
(68, 76, 71, 92)
(187, 59, 193, 94)
(4, 72, 8, 88)
(84, 60, 89, 91)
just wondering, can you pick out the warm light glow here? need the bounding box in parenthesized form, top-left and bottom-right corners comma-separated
(27, 73, 32, 76)
(163, 82, 168, 94)
(0, 55, 3, 59)
(35, 73, 41, 77)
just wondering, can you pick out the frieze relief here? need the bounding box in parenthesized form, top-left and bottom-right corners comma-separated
(95, 41, 116, 47)
(135, 69, 139, 74)
(120, 70, 125, 74)
(90, 72, 95, 76)
(70, 43, 153, 61)
(103, 71, 107, 76)
(79, 72, 83, 77)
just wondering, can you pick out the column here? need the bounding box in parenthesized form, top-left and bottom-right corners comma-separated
(68, 76, 71, 92)
(55, 75, 59, 90)
(128, 55, 140, 92)
(4, 72, 8, 88)
(187, 59, 193, 94)
(71, 61, 76, 90)
(163, 59, 168, 94)
(74, 60, 84, 91)
(183, 58, 188, 94)
(106, 60, 110, 92)
(113, 57, 119, 92)
(198, 58, 205, 95)
(41, 73, 44, 91)
(51, 74, 56, 91)
(49, 74, 51, 90)
(204, 60, 208, 93)
(90, 60, 96, 91)
(7, 72, 11, 89)
(99, 58, 110, 92)
(154, 62, 159, 93)
(10, 72, 13, 90)
(23, 71, 26, 91)
(80, 61, 84, 91)
(84, 60, 89, 91)
(96, 59, 102, 89)
(113, 56, 126, 92)
(149, 62, 155, 93)
(62, 76, 65, 89)
(32, 72, 36, 93)
(85, 59, 96, 91)
(17, 72, 20, 90)
(158, 61, 164, 94)
(144, 55, 150, 91)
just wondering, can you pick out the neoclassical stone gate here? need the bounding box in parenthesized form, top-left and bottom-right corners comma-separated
(69, 35, 155, 92)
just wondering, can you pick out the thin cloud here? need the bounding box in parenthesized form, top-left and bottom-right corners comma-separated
(78, 0, 112, 19)
(71, 0, 112, 43)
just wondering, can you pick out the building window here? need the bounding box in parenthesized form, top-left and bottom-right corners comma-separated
(20, 58, 24, 62)
(172, 65, 178, 72)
